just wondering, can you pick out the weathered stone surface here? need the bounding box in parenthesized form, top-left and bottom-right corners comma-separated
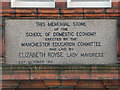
(5, 19, 117, 64)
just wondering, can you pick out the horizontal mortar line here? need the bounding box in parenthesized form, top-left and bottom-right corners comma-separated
(2, 68, 120, 69)
(3, 68, 119, 70)
(2, 73, 119, 74)
(1, 7, 120, 9)
(2, 80, 120, 81)
(3, 66, 119, 67)
(2, 65, 120, 66)
(2, 11, 119, 13)
(3, 69, 119, 70)
(2, 69, 120, 70)
(2, 16, 37, 17)
(2, 72, 119, 73)
(2, 71, 119, 73)
(2, 13, 120, 17)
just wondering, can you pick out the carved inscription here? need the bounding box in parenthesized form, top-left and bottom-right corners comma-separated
(5, 20, 117, 64)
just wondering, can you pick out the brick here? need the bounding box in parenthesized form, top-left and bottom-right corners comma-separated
(103, 80, 120, 86)
(61, 80, 77, 86)
(38, 14, 60, 17)
(2, 2, 10, 8)
(62, 9, 83, 14)
(84, 14, 105, 17)
(55, 2, 67, 8)
(16, 9, 37, 14)
(105, 16, 118, 19)
(91, 70, 119, 79)
(38, 17, 60, 19)
(31, 81, 46, 88)
(91, 66, 118, 70)
(0, 57, 4, 64)
(84, 9, 104, 14)
(62, 14, 83, 17)
(31, 70, 58, 79)
(2, 69, 30, 80)
(19, 81, 32, 88)
(106, 8, 119, 13)
(112, 2, 119, 8)
(105, 14, 119, 17)
(1, 13, 15, 17)
(38, 9, 59, 14)
(76, 81, 104, 88)
(84, 16, 106, 19)
(2, 81, 19, 88)
(44, 80, 60, 87)
(16, 14, 37, 17)
(61, 70, 90, 79)
(1, 9, 15, 13)
(117, 61, 120, 64)
(19, 80, 46, 88)
(61, 17, 84, 19)
(119, 2, 120, 8)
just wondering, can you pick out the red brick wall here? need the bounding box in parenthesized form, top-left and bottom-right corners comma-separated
(1, 1, 120, 90)
(2, 80, 120, 89)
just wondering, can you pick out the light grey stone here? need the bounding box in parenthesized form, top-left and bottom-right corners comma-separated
(5, 19, 117, 65)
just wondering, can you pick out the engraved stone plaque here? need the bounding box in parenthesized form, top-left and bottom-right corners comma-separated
(5, 19, 117, 64)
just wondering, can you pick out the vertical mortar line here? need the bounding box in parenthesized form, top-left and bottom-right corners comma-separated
(28, 63, 32, 81)
(57, 65, 62, 88)
(59, 8, 62, 19)
(28, 63, 33, 88)
(90, 65, 92, 80)
(59, 66, 62, 87)
(101, 80, 108, 90)
(17, 80, 21, 88)
(36, 8, 39, 19)
(14, 8, 16, 18)
(76, 79, 80, 89)
(104, 8, 107, 18)
(83, 8, 85, 19)
(73, 80, 77, 90)
(43, 79, 49, 89)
